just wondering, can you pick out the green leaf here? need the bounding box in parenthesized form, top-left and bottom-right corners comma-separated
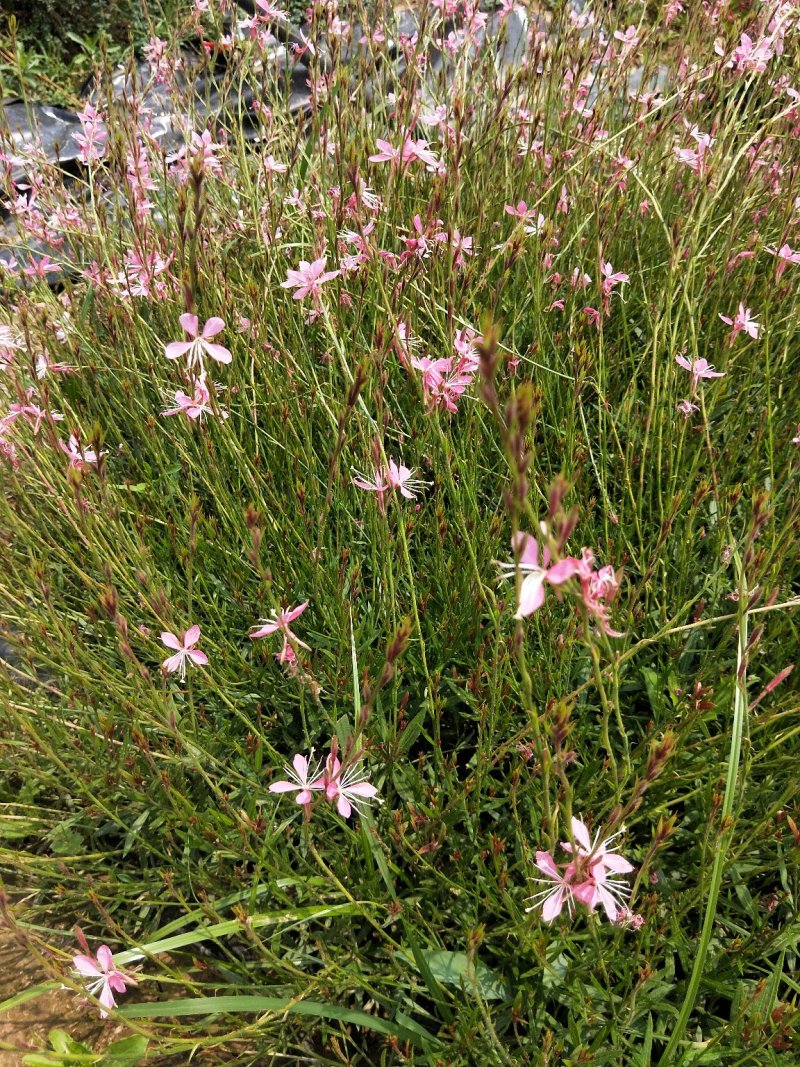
(118, 996, 440, 1050)
(114, 903, 361, 965)
(401, 925, 454, 1023)
(407, 950, 510, 1002)
(47, 1030, 91, 1055)
(99, 1035, 149, 1066)
(122, 810, 149, 858)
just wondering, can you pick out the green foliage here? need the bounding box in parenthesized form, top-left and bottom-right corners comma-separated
(1, 0, 799, 1063)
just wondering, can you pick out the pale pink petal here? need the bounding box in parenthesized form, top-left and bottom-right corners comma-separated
(95, 946, 115, 972)
(204, 342, 232, 364)
(596, 884, 619, 921)
(571, 817, 593, 853)
(547, 558, 581, 585)
(164, 341, 193, 360)
(284, 601, 309, 624)
(162, 652, 184, 674)
(600, 854, 634, 874)
(250, 622, 279, 638)
(187, 650, 208, 666)
(535, 851, 560, 879)
(572, 880, 597, 907)
(269, 780, 299, 793)
(183, 625, 201, 647)
(295, 789, 312, 805)
(517, 571, 546, 617)
(337, 794, 352, 818)
(72, 954, 101, 977)
(179, 313, 199, 337)
(512, 531, 539, 568)
(108, 973, 130, 993)
(541, 887, 565, 921)
(346, 781, 378, 798)
(97, 981, 116, 1016)
(292, 753, 309, 778)
(202, 317, 225, 338)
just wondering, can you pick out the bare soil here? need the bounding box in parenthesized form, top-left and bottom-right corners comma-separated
(0, 928, 121, 1065)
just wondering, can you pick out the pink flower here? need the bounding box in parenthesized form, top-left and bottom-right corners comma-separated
(161, 625, 208, 680)
(165, 315, 232, 372)
(719, 304, 759, 341)
(161, 379, 227, 421)
(573, 550, 624, 637)
(280, 257, 340, 301)
(766, 243, 800, 280)
(73, 104, 107, 165)
(675, 353, 725, 393)
(72, 945, 135, 1017)
(792, 425, 800, 445)
(732, 32, 774, 72)
(263, 154, 288, 174)
(527, 817, 634, 924)
(269, 750, 322, 809)
(600, 261, 630, 296)
(250, 602, 310, 648)
(59, 434, 107, 470)
(613, 25, 640, 52)
(677, 398, 699, 418)
(353, 458, 427, 501)
(411, 354, 451, 394)
(583, 306, 602, 330)
(526, 851, 577, 921)
(561, 817, 634, 877)
(369, 136, 440, 171)
(312, 750, 380, 819)
(500, 532, 580, 619)
(674, 125, 713, 174)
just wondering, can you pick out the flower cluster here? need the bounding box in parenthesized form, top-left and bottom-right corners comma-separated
(528, 818, 636, 924)
(269, 741, 380, 820)
(502, 532, 623, 637)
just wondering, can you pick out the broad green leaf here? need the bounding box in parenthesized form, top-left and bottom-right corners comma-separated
(409, 950, 510, 1002)
(99, 1035, 149, 1066)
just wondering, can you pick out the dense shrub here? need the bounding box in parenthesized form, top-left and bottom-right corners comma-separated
(1, 0, 799, 1063)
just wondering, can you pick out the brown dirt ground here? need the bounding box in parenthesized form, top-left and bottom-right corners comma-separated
(0, 928, 126, 1065)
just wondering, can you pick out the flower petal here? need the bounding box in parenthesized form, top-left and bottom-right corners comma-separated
(202, 317, 225, 338)
(571, 817, 593, 853)
(72, 954, 101, 977)
(541, 886, 565, 921)
(547, 558, 580, 585)
(600, 853, 634, 874)
(511, 531, 539, 568)
(164, 341, 193, 360)
(203, 342, 232, 364)
(95, 946, 115, 973)
(516, 571, 546, 617)
(345, 781, 378, 798)
(535, 851, 561, 879)
(269, 781, 299, 793)
(292, 753, 308, 779)
(179, 313, 199, 337)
